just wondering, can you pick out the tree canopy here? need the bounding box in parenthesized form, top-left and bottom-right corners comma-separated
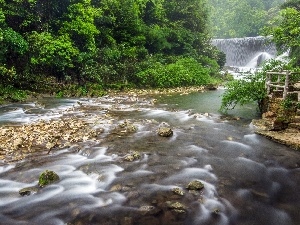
(208, 0, 285, 38)
(264, 0, 300, 66)
(0, 0, 225, 101)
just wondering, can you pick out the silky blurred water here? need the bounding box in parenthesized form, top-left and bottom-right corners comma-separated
(0, 92, 299, 225)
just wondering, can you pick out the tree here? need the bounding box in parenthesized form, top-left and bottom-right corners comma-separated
(220, 72, 266, 113)
(208, 0, 284, 38)
(143, 0, 165, 25)
(0, 1, 28, 85)
(281, 0, 300, 11)
(265, 3, 300, 66)
(162, 0, 211, 56)
(0, 27, 28, 67)
(61, 0, 101, 52)
(220, 60, 292, 113)
(28, 32, 79, 80)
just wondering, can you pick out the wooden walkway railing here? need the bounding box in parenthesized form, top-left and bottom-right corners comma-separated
(266, 70, 299, 99)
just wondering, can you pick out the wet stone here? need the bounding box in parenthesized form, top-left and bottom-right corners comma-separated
(0, 114, 106, 162)
(121, 186, 131, 192)
(38, 170, 60, 187)
(116, 121, 138, 134)
(172, 187, 184, 196)
(124, 151, 141, 161)
(19, 186, 39, 196)
(137, 216, 160, 225)
(157, 127, 173, 137)
(110, 184, 122, 192)
(212, 208, 221, 216)
(186, 180, 204, 190)
(139, 205, 161, 216)
(124, 155, 135, 161)
(97, 173, 108, 182)
(166, 201, 187, 212)
(127, 191, 140, 199)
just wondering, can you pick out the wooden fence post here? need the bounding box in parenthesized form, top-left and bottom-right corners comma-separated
(283, 71, 289, 99)
(266, 72, 271, 95)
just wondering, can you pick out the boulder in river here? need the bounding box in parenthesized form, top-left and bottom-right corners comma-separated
(157, 127, 173, 137)
(38, 170, 60, 187)
(19, 186, 39, 196)
(172, 187, 184, 196)
(166, 201, 187, 214)
(186, 180, 204, 190)
(124, 151, 141, 161)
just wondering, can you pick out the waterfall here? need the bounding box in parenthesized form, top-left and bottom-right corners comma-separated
(212, 36, 277, 68)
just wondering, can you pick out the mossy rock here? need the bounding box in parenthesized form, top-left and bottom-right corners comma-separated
(166, 201, 187, 214)
(172, 187, 184, 196)
(38, 170, 60, 187)
(186, 180, 204, 190)
(157, 127, 173, 137)
(124, 151, 141, 161)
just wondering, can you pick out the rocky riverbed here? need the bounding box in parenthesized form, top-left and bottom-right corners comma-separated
(252, 95, 300, 151)
(1, 85, 299, 164)
(1, 88, 300, 225)
(0, 86, 207, 162)
(252, 119, 300, 150)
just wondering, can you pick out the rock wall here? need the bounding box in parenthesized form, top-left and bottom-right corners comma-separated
(253, 93, 300, 150)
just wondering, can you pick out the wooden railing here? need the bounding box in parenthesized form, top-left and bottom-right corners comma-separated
(265, 71, 299, 99)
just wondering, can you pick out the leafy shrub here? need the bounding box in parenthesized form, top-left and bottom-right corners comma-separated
(55, 83, 105, 98)
(220, 72, 266, 113)
(0, 85, 27, 102)
(1, 28, 29, 55)
(0, 65, 17, 85)
(220, 59, 296, 114)
(136, 57, 216, 88)
(198, 55, 221, 77)
(29, 32, 79, 77)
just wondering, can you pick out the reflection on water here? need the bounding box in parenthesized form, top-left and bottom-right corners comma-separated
(0, 92, 299, 225)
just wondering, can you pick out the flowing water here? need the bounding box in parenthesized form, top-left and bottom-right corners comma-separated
(212, 36, 277, 69)
(0, 91, 299, 225)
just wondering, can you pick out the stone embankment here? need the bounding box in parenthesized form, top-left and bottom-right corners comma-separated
(253, 85, 300, 150)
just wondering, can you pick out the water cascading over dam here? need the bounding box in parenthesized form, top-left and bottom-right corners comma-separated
(212, 36, 277, 68)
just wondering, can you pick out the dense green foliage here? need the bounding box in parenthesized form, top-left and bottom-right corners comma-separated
(208, 0, 284, 38)
(221, 73, 266, 113)
(0, 0, 224, 101)
(136, 57, 217, 88)
(264, 0, 300, 66)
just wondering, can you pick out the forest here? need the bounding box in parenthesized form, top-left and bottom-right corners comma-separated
(0, 0, 299, 102)
(0, 0, 225, 101)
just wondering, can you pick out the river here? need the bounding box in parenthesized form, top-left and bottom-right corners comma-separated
(0, 90, 299, 225)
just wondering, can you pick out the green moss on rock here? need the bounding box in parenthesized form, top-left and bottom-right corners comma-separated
(38, 170, 60, 187)
(157, 127, 173, 137)
(186, 180, 204, 190)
